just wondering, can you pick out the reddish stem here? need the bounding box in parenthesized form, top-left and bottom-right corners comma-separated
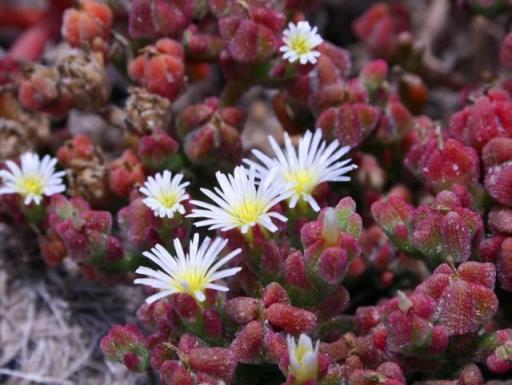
(48, 0, 73, 11)
(0, 7, 46, 29)
(7, 4, 65, 62)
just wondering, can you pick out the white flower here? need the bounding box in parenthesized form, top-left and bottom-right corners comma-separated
(189, 166, 292, 234)
(0, 152, 66, 205)
(287, 334, 320, 383)
(139, 170, 189, 219)
(244, 129, 356, 212)
(134, 234, 242, 304)
(280, 21, 323, 65)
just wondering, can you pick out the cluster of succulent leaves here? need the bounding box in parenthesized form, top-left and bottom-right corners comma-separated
(3, 0, 512, 384)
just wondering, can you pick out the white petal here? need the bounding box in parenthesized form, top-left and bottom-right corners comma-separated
(145, 290, 176, 304)
(135, 234, 242, 303)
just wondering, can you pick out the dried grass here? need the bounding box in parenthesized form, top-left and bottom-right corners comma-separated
(0, 224, 150, 385)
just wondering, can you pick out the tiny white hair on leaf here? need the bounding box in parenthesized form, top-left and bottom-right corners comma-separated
(287, 333, 320, 383)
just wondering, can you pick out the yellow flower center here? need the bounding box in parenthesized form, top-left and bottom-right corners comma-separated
(231, 199, 267, 225)
(284, 168, 316, 195)
(156, 192, 179, 209)
(173, 268, 206, 295)
(290, 35, 311, 55)
(19, 175, 44, 196)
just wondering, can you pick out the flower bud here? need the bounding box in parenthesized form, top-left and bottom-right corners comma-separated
(283, 334, 322, 385)
(321, 209, 342, 247)
(302, 201, 363, 285)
